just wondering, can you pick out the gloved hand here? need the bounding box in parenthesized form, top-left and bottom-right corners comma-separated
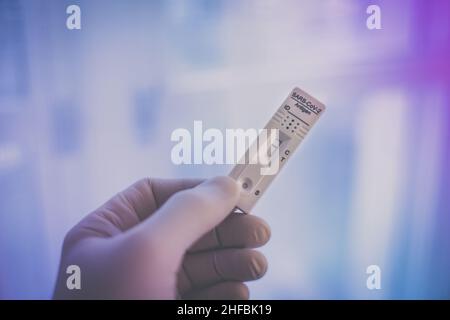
(53, 176, 271, 299)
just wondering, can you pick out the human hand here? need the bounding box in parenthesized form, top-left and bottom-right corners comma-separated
(53, 176, 271, 299)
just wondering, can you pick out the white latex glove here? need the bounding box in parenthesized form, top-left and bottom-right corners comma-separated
(53, 176, 271, 299)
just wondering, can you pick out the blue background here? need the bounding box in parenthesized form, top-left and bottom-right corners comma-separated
(0, 0, 449, 299)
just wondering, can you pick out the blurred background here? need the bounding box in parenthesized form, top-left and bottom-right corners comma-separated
(1, 0, 449, 299)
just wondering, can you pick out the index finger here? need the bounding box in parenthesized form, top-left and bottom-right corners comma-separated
(66, 178, 204, 243)
(188, 213, 271, 252)
(113, 178, 204, 222)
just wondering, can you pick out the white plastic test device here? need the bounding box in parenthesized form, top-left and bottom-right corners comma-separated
(229, 87, 326, 213)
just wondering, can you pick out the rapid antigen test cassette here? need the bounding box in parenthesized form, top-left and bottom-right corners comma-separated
(229, 87, 326, 213)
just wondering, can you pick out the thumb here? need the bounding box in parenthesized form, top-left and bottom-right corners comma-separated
(137, 176, 240, 258)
